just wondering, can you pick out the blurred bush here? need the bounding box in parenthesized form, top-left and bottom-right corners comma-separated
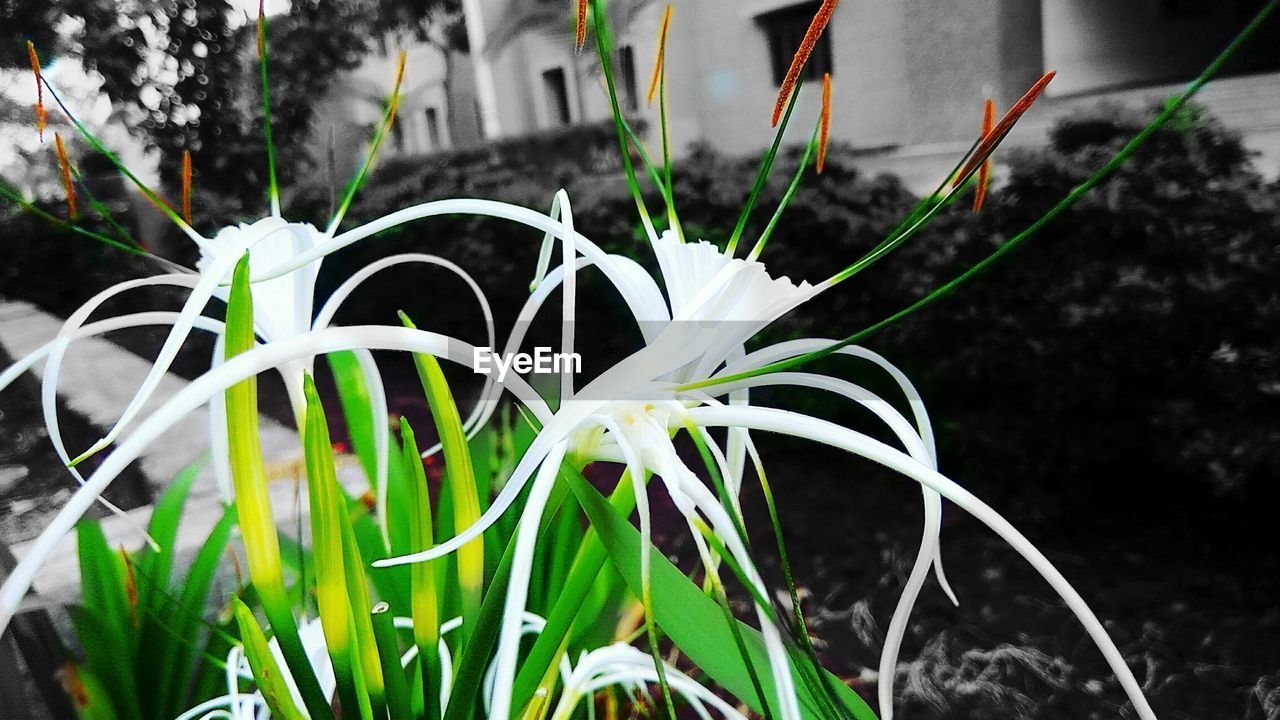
(875, 102, 1280, 515)
(3, 102, 1277, 515)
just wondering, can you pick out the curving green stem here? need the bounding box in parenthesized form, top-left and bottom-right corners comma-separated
(681, 0, 1278, 393)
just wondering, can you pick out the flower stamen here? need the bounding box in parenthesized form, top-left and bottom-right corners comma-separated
(772, 0, 838, 127)
(28, 41, 46, 142)
(647, 4, 673, 106)
(54, 133, 78, 220)
(576, 0, 589, 51)
(955, 72, 1055, 184)
(181, 150, 193, 224)
(817, 73, 832, 173)
(973, 98, 995, 212)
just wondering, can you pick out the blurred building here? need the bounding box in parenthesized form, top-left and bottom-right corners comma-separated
(329, 0, 1280, 190)
(317, 27, 483, 179)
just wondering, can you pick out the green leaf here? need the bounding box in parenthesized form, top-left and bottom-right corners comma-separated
(155, 505, 238, 718)
(232, 596, 308, 720)
(302, 374, 365, 719)
(135, 462, 200, 718)
(74, 520, 140, 719)
(401, 312, 483, 645)
(401, 419, 442, 720)
(136, 462, 200, 608)
(224, 254, 333, 720)
(565, 472, 878, 720)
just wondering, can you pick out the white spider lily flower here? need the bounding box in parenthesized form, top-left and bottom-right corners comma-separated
(549, 643, 749, 720)
(176, 612, 569, 720)
(0, 192, 1156, 720)
(198, 218, 323, 346)
(338, 195, 1153, 720)
(649, 231, 819, 384)
(0, 324, 555, 634)
(0, 212, 499, 544)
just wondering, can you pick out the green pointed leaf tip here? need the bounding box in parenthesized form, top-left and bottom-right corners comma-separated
(399, 312, 484, 628)
(232, 596, 308, 720)
(301, 373, 363, 717)
(400, 418, 443, 720)
(225, 256, 334, 720)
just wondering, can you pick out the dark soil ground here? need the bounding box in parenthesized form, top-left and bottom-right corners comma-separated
(742, 440, 1280, 720)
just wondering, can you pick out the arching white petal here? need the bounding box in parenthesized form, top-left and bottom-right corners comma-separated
(0, 325, 553, 634)
(688, 370, 949, 719)
(68, 219, 299, 465)
(486, 440, 568, 720)
(553, 643, 749, 720)
(264, 199, 672, 341)
(717, 338, 958, 602)
(683, 404, 1158, 720)
(0, 309, 224, 545)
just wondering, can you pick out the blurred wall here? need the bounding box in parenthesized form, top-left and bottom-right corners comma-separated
(1042, 0, 1280, 94)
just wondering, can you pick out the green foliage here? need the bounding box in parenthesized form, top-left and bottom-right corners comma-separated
(70, 464, 237, 720)
(567, 469, 878, 720)
(878, 103, 1280, 509)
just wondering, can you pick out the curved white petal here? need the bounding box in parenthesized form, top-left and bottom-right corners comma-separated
(684, 404, 1157, 720)
(0, 309, 224, 546)
(0, 325, 553, 634)
(552, 643, 749, 720)
(486, 440, 568, 720)
(264, 199, 672, 341)
(688, 371, 949, 719)
(68, 219, 299, 465)
(718, 338, 958, 603)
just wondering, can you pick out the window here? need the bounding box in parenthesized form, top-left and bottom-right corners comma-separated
(618, 44, 639, 111)
(756, 1, 833, 85)
(542, 67, 572, 126)
(425, 107, 442, 150)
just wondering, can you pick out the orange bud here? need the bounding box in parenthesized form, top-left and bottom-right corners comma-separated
(181, 150, 193, 224)
(386, 52, 408, 128)
(817, 73, 832, 173)
(576, 0, 589, 51)
(772, 0, 838, 127)
(62, 662, 90, 709)
(54, 134, 78, 220)
(956, 72, 1055, 184)
(647, 4, 674, 106)
(27, 41, 45, 142)
(119, 547, 139, 627)
(974, 98, 996, 212)
(256, 0, 266, 60)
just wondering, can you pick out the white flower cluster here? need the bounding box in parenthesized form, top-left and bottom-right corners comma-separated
(0, 189, 1156, 720)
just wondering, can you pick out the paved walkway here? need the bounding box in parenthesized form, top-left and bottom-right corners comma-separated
(0, 299, 367, 607)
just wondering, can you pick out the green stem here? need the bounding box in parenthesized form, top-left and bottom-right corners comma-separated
(682, 0, 1278, 392)
(508, 470, 641, 713)
(748, 124, 819, 261)
(590, 0, 657, 241)
(726, 75, 805, 256)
